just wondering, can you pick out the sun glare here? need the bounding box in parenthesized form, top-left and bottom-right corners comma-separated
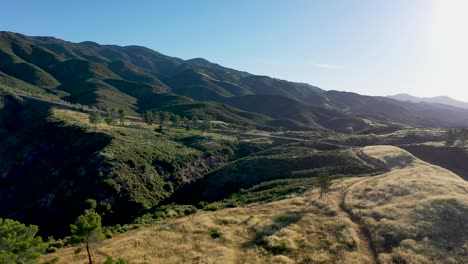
(432, 0, 468, 91)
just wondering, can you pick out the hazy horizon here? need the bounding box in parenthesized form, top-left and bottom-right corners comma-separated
(4, 0, 467, 100)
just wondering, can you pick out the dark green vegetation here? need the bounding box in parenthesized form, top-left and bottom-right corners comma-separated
(174, 144, 379, 203)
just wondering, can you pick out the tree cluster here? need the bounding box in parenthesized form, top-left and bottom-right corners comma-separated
(142, 111, 215, 132)
(142, 110, 184, 126)
(445, 128, 468, 146)
(88, 108, 127, 127)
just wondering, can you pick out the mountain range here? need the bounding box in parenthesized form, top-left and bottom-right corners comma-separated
(388, 93, 468, 110)
(2, 31, 468, 131)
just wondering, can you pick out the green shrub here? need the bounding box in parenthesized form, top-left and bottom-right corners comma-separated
(46, 246, 58, 253)
(196, 201, 208, 209)
(104, 256, 128, 264)
(183, 206, 197, 215)
(204, 203, 221, 211)
(209, 229, 221, 239)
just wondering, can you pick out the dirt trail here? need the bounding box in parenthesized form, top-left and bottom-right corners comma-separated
(339, 186, 378, 264)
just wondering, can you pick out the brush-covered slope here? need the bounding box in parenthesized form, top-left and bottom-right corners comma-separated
(0, 94, 262, 237)
(175, 144, 379, 203)
(223, 94, 375, 133)
(45, 146, 467, 264)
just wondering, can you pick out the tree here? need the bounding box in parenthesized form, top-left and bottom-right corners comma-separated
(70, 211, 103, 264)
(104, 117, 114, 126)
(155, 124, 164, 134)
(88, 111, 102, 128)
(202, 118, 212, 132)
(158, 111, 170, 125)
(317, 172, 332, 198)
(142, 111, 154, 125)
(446, 128, 458, 146)
(459, 128, 467, 146)
(170, 114, 181, 127)
(0, 218, 46, 264)
(118, 109, 126, 126)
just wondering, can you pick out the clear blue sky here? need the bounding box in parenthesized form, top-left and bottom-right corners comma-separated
(3, 0, 467, 100)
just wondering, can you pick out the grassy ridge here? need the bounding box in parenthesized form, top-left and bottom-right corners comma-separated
(344, 146, 468, 263)
(175, 145, 378, 203)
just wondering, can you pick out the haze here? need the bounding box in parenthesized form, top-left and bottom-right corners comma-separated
(3, 0, 467, 100)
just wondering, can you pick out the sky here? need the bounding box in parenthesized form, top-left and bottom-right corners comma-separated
(3, 0, 468, 100)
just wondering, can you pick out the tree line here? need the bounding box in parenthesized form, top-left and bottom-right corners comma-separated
(88, 108, 127, 127)
(88, 109, 214, 132)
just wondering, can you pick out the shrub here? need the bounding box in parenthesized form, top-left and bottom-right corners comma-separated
(183, 206, 197, 216)
(209, 229, 221, 239)
(104, 256, 128, 264)
(204, 203, 221, 211)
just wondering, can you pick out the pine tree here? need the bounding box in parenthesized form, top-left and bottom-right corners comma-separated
(142, 111, 154, 125)
(0, 218, 46, 264)
(70, 211, 103, 264)
(88, 111, 102, 128)
(118, 109, 126, 126)
(318, 172, 332, 198)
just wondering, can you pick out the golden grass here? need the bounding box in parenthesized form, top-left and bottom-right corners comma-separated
(43, 141, 467, 264)
(44, 177, 377, 264)
(345, 146, 468, 263)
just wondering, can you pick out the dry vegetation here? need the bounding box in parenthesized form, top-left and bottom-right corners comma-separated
(43, 144, 467, 264)
(44, 178, 377, 264)
(344, 146, 468, 263)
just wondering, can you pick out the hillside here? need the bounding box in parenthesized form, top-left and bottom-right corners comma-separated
(223, 94, 376, 133)
(44, 146, 468, 264)
(0, 93, 267, 237)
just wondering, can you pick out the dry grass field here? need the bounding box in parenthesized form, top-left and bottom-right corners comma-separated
(44, 146, 468, 264)
(344, 146, 468, 263)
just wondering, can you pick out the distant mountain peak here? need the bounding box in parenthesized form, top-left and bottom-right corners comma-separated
(387, 93, 468, 109)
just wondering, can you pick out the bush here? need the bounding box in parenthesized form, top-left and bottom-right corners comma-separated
(209, 229, 221, 239)
(204, 203, 221, 211)
(46, 246, 58, 253)
(183, 206, 197, 215)
(104, 256, 128, 264)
